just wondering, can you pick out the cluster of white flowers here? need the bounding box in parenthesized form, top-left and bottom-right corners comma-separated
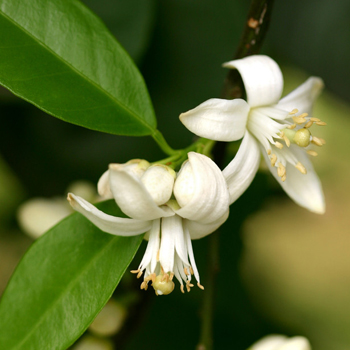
(68, 55, 326, 295)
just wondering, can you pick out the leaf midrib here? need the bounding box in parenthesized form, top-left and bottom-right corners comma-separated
(0, 9, 154, 132)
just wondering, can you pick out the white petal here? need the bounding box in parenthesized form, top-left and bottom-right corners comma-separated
(159, 216, 176, 273)
(250, 335, 288, 350)
(141, 165, 175, 206)
(97, 170, 113, 199)
(180, 98, 249, 141)
(277, 77, 324, 116)
(279, 337, 311, 350)
(223, 55, 283, 108)
(108, 164, 174, 220)
(67, 193, 152, 235)
(184, 227, 200, 283)
(222, 131, 260, 204)
(185, 209, 229, 240)
(174, 152, 230, 224)
(138, 219, 160, 272)
(172, 216, 190, 266)
(262, 146, 325, 214)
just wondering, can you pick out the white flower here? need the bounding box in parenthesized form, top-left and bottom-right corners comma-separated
(180, 55, 326, 214)
(249, 335, 311, 350)
(68, 153, 230, 295)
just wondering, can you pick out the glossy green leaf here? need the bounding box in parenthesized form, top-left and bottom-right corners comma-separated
(0, 200, 143, 350)
(0, 0, 156, 136)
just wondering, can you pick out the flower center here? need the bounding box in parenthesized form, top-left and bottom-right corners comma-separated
(248, 108, 326, 182)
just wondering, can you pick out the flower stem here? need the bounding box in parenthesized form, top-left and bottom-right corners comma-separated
(151, 129, 180, 156)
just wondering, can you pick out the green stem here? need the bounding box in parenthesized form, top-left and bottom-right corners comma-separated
(151, 129, 180, 156)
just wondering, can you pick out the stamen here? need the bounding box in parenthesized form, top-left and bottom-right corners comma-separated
(184, 267, 189, 275)
(190, 267, 194, 275)
(270, 154, 277, 167)
(307, 150, 318, 157)
(293, 116, 307, 124)
(275, 141, 284, 149)
(287, 124, 297, 129)
(180, 285, 185, 293)
(137, 271, 143, 279)
(281, 174, 286, 182)
(197, 283, 205, 290)
(319, 137, 326, 145)
(315, 121, 327, 126)
(289, 108, 299, 115)
(169, 273, 174, 281)
(156, 250, 160, 261)
(161, 273, 169, 282)
(131, 269, 140, 274)
(277, 163, 286, 178)
(267, 149, 272, 155)
(310, 118, 320, 122)
(283, 135, 290, 147)
(311, 136, 323, 147)
(295, 162, 307, 174)
(304, 121, 313, 128)
(298, 113, 309, 118)
(144, 273, 156, 283)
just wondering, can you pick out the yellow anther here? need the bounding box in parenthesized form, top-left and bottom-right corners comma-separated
(275, 141, 284, 149)
(283, 135, 290, 147)
(298, 113, 309, 118)
(267, 149, 272, 155)
(293, 116, 307, 124)
(319, 137, 326, 145)
(277, 163, 286, 178)
(310, 118, 320, 122)
(156, 250, 160, 261)
(190, 267, 194, 275)
(315, 121, 327, 126)
(270, 154, 277, 167)
(281, 174, 286, 182)
(197, 283, 205, 290)
(289, 108, 299, 115)
(180, 285, 185, 293)
(144, 273, 156, 283)
(287, 124, 297, 129)
(161, 273, 169, 283)
(311, 136, 323, 147)
(304, 121, 313, 128)
(169, 273, 174, 281)
(295, 162, 307, 174)
(307, 150, 318, 157)
(184, 267, 189, 275)
(131, 269, 140, 274)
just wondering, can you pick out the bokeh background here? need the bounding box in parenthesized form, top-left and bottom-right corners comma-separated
(0, 0, 349, 349)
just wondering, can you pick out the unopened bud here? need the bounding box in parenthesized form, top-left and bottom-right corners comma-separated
(141, 165, 175, 206)
(72, 335, 113, 350)
(173, 161, 195, 207)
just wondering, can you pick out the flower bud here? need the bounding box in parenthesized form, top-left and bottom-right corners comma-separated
(141, 165, 176, 206)
(72, 335, 113, 350)
(173, 161, 194, 207)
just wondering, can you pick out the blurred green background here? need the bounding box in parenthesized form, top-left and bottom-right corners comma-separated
(0, 0, 349, 349)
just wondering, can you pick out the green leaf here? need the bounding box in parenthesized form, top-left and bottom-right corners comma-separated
(0, 0, 156, 136)
(0, 200, 143, 350)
